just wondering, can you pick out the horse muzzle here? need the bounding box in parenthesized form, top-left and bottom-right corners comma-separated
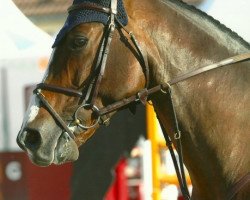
(17, 126, 79, 166)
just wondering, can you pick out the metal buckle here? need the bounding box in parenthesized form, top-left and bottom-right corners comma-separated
(137, 88, 148, 105)
(174, 131, 181, 140)
(74, 104, 101, 129)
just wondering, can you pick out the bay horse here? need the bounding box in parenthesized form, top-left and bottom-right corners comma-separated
(17, 0, 250, 199)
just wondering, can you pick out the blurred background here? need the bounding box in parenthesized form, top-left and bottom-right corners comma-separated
(0, 0, 249, 200)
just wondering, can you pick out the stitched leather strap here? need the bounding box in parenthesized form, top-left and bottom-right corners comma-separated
(99, 52, 250, 116)
(169, 52, 250, 85)
(36, 83, 83, 97)
(35, 90, 76, 140)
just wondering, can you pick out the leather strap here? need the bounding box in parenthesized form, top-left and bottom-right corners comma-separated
(158, 118, 190, 200)
(90, 22, 116, 105)
(167, 84, 190, 199)
(98, 85, 162, 115)
(35, 90, 76, 140)
(89, 0, 117, 106)
(36, 83, 83, 97)
(169, 52, 250, 85)
(99, 52, 250, 116)
(115, 16, 150, 88)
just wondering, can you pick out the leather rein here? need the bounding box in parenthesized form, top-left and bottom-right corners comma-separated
(33, 0, 250, 199)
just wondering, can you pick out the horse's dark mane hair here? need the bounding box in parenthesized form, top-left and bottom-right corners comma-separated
(161, 0, 250, 49)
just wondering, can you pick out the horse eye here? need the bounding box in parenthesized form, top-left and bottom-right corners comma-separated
(70, 37, 88, 50)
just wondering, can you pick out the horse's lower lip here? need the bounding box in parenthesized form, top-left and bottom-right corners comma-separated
(53, 149, 66, 165)
(53, 132, 79, 165)
(28, 153, 52, 167)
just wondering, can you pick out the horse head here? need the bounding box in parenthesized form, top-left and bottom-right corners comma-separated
(17, 0, 148, 166)
(16, 0, 250, 198)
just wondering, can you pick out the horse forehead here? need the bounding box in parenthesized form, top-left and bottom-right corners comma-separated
(71, 23, 103, 37)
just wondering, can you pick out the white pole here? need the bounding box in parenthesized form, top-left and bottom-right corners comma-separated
(141, 139, 153, 200)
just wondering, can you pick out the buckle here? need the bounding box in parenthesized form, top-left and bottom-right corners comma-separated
(137, 88, 148, 105)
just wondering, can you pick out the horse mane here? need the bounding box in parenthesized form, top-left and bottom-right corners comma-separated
(160, 0, 250, 49)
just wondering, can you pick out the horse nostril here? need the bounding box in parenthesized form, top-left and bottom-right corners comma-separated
(17, 132, 26, 151)
(24, 128, 42, 150)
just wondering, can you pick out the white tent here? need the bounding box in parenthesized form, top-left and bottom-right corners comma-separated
(0, 0, 52, 60)
(0, 0, 52, 151)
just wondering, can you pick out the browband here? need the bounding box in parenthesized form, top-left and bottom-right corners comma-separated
(68, 3, 111, 14)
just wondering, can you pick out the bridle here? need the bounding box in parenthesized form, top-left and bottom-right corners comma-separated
(33, 0, 250, 199)
(34, 0, 149, 141)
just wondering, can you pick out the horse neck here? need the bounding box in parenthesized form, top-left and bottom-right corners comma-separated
(129, 0, 250, 198)
(136, 0, 250, 82)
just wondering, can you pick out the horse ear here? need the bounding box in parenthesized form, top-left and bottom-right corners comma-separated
(128, 103, 137, 115)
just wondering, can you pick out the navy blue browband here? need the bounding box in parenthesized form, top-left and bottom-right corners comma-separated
(52, 0, 128, 47)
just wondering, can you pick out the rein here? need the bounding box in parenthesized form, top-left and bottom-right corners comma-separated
(99, 52, 250, 116)
(33, 0, 250, 198)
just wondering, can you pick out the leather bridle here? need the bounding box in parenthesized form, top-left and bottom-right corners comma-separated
(33, 0, 250, 199)
(34, 0, 149, 141)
